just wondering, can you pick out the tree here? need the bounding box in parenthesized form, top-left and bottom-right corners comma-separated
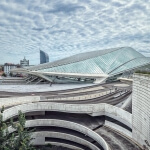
(0, 106, 9, 150)
(2, 73, 6, 77)
(9, 72, 13, 77)
(0, 107, 36, 150)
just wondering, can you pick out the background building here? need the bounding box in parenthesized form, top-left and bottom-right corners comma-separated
(4, 63, 19, 75)
(0, 65, 3, 76)
(20, 57, 29, 68)
(40, 50, 49, 64)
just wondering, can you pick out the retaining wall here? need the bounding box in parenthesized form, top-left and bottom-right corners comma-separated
(0, 96, 40, 108)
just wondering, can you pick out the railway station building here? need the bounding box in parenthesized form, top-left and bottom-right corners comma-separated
(12, 47, 150, 84)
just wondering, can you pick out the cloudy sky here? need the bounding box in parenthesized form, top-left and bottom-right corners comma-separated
(0, 0, 150, 65)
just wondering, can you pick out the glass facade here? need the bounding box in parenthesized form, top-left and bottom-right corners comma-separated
(40, 50, 49, 64)
(110, 57, 150, 75)
(38, 47, 144, 76)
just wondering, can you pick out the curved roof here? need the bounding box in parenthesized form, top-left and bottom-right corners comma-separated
(28, 47, 128, 70)
(32, 47, 146, 74)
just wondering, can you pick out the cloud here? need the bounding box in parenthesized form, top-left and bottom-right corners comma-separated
(0, 0, 150, 65)
(46, 2, 86, 14)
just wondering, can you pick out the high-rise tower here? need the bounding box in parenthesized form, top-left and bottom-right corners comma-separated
(40, 50, 49, 64)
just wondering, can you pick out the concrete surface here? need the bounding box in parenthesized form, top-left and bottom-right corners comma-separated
(0, 83, 93, 93)
(97, 126, 141, 150)
(61, 86, 104, 94)
(47, 90, 115, 101)
(114, 84, 130, 87)
(104, 120, 132, 138)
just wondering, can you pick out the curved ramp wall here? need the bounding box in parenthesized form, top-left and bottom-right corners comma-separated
(2, 102, 132, 129)
(132, 74, 150, 149)
(2, 101, 132, 142)
(32, 131, 99, 150)
(8, 119, 109, 150)
(45, 142, 84, 150)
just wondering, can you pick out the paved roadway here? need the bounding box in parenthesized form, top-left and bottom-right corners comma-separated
(0, 82, 132, 113)
(48, 90, 131, 105)
(96, 126, 141, 150)
(0, 82, 131, 97)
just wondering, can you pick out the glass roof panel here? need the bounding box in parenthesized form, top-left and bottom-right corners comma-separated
(37, 47, 144, 75)
(110, 57, 150, 75)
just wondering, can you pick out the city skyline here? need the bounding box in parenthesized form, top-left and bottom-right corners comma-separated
(0, 0, 150, 65)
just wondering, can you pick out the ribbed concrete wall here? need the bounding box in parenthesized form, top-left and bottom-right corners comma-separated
(132, 74, 150, 149)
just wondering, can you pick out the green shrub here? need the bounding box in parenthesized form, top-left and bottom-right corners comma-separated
(135, 70, 150, 75)
(0, 107, 36, 150)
